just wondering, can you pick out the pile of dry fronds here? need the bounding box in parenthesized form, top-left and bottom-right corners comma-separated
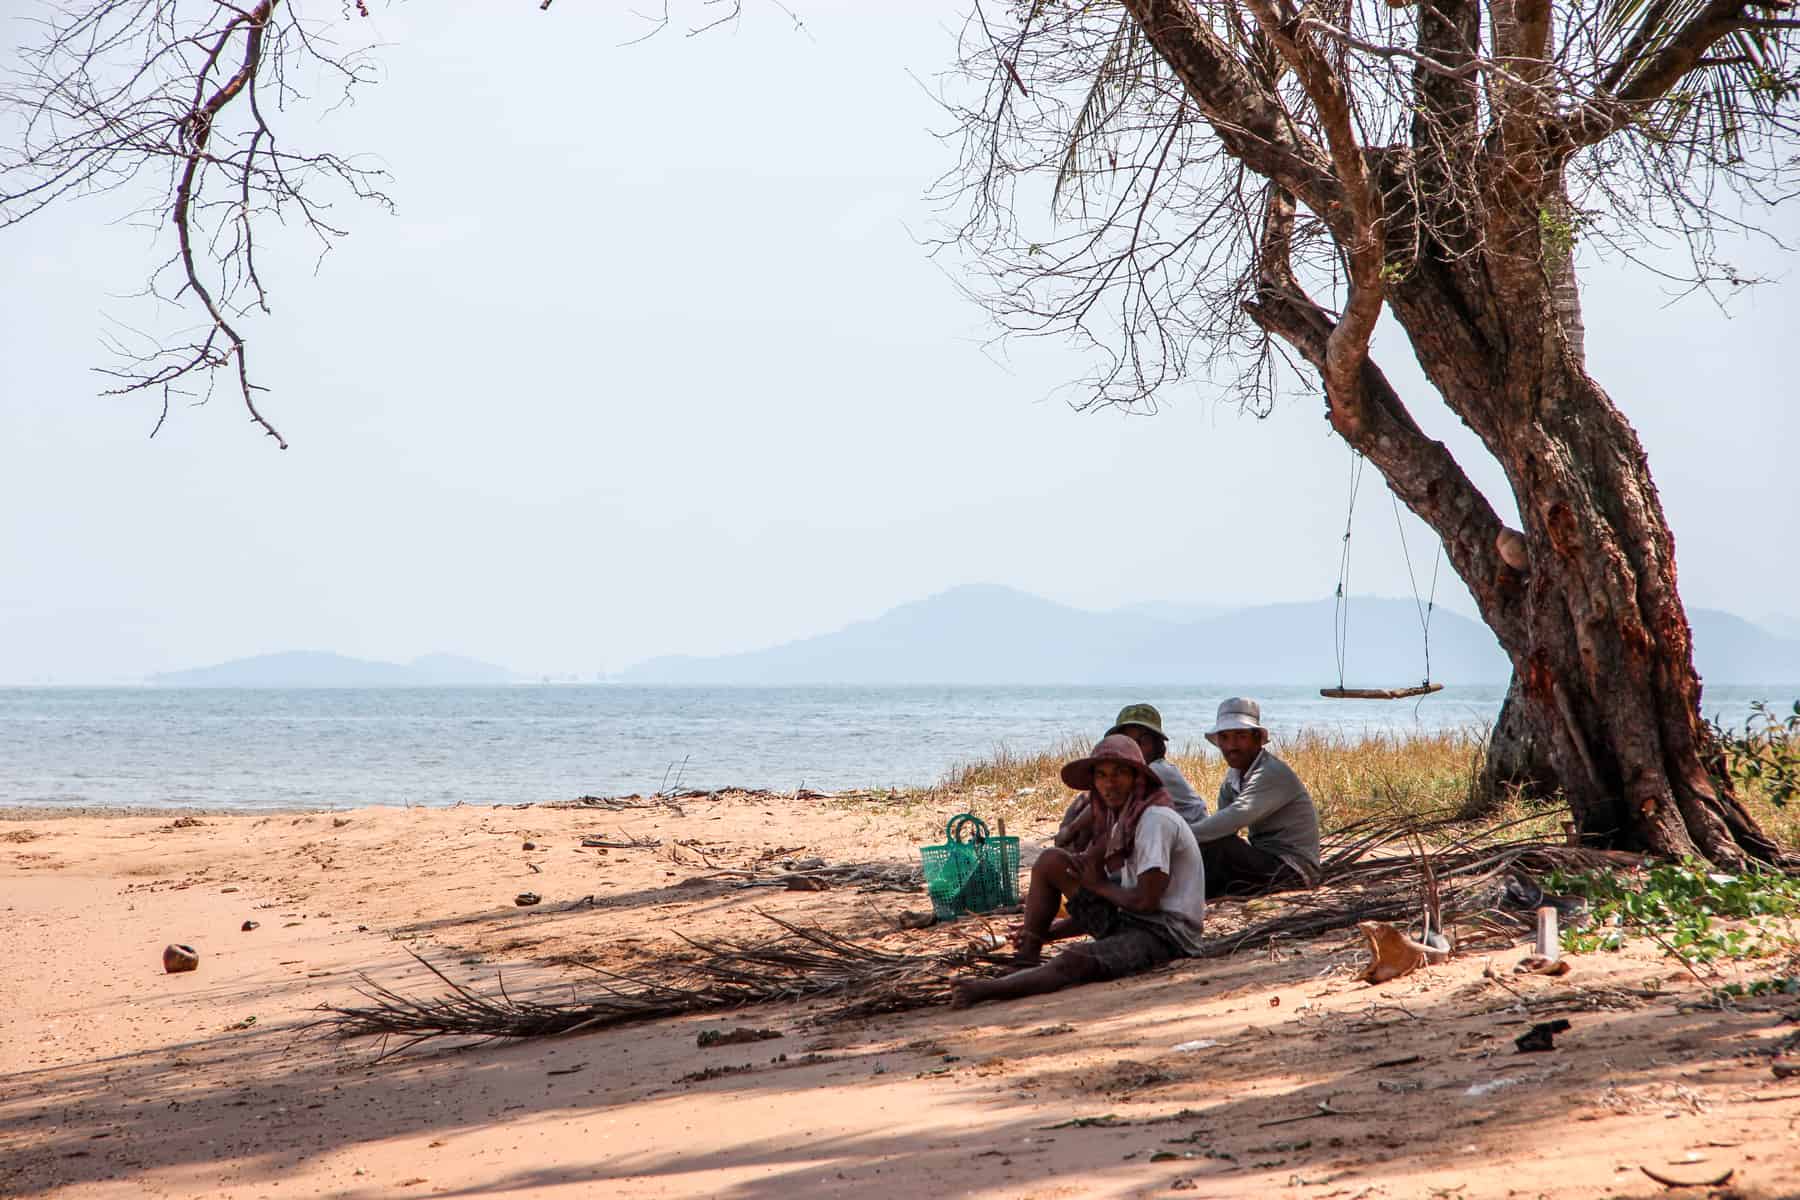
(322, 813, 1636, 1056)
(321, 914, 1012, 1057)
(1198, 811, 1640, 958)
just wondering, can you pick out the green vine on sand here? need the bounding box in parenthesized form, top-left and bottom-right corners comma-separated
(1546, 861, 1800, 964)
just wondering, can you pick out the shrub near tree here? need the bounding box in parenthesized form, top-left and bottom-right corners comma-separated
(1, 1, 1795, 864)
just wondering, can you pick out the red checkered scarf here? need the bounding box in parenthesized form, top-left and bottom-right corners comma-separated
(1067, 780, 1173, 870)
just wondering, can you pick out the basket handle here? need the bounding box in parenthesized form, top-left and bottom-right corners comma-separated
(945, 813, 989, 844)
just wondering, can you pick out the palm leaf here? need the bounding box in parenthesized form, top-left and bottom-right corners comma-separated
(1596, 0, 1796, 157)
(1052, 14, 1151, 218)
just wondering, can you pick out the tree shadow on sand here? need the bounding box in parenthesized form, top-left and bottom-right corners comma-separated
(9, 922, 1799, 1199)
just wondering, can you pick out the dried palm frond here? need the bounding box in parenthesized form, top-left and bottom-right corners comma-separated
(320, 913, 1010, 1058)
(323, 814, 1637, 1055)
(1052, 13, 1153, 217)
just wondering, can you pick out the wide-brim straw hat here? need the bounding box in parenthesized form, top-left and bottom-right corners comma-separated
(1204, 696, 1269, 746)
(1060, 733, 1160, 792)
(1105, 702, 1167, 742)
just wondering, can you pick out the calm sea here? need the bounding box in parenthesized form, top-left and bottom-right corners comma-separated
(0, 684, 1790, 812)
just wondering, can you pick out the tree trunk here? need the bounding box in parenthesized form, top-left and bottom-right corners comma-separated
(1464, 365, 1784, 866)
(1116, 0, 1786, 869)
(1385, 276, 1785, 867)
(1465, 670, 1559, 818)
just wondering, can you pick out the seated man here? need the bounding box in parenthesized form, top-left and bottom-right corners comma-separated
(950, 734, 1205, 1009)
(1187, 697, 1320, 898)
(1055, 703, 1206, 849)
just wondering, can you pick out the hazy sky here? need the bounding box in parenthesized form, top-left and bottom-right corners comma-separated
(3, 1, 1796, 683)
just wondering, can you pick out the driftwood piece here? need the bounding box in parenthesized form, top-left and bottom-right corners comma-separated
(696, 1026, 783, 1048)
(1320, 684, 1445, 700)
(1638, 1164, 1734, 1188)
(582, 835, 661, 850)
(1257, 1099, 1364, 1127)
(1355, 921, 1447, 984)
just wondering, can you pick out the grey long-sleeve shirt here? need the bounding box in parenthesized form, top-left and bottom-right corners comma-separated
(1151, 758, 1209, 825)
(1187, 749, 1320, 881)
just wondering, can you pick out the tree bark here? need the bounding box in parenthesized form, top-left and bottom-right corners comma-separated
(1116, 4, 1787, 869)
(1245, 160, 1781, 871)
(1377, 270, 1784, 868)
(1465, 670, 1559, 818)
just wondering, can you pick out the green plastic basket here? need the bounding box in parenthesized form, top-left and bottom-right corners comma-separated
(919, 813, 1021, 920)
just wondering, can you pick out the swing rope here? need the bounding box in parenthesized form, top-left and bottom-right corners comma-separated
(1389, 490, 1441, 689)
(1332, 451, 1366, 692)
(1325, 449, 1444, 701)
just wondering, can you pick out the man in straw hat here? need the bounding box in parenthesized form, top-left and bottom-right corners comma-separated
(950, 734, 1205, 1009)
(1187, 697, 1320, 898)
(1055, 703, 1207, 850)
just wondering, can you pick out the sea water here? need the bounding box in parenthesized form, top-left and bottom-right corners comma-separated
(0, 684, 1789, 811)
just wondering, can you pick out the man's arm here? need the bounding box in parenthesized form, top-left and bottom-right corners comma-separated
(1186, 761, 1296, 843)
(1082, 862, 1170, 914)
(1152, 759, 1209, 821)
(1053, 793, 1091, 848)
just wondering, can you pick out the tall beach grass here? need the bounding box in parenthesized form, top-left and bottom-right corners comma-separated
(939, 724, 1800, 848)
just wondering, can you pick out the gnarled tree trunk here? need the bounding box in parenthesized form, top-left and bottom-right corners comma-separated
(1375, 248, 1783, 867)
(1108, 0, 1789, 869)
(1466, 671, 1558, 818)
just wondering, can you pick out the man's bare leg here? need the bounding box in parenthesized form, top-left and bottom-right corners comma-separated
(1012, 848, 1082, 965)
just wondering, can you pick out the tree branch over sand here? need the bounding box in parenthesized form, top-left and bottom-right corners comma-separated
(1, 0, 393, 446)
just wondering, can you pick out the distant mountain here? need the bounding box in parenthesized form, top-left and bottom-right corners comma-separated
(1758, 612, 1800, 641)
(616, 585, 1800, 686)
(150, 651, 516, 687)
(1114, 600, 1231, 624)
(618, 584, 1507, 685)
(1689, 610, 1800, 685)
(618, 585, 1174, 685)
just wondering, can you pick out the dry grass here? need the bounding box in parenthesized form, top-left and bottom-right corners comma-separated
(1744, 786, 1800, 850)
(941, 725, 1800, 853)
(942, 727, 1515, 835)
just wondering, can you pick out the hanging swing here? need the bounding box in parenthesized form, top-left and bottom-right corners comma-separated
(1320, 451, 1445, 701)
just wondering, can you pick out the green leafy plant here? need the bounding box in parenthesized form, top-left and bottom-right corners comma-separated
(1710, 700, 1800, 808)
(1713, 976, 1800, 1002)
(1546, 861, 1800, 964)
(1537, 205, 1580, 261)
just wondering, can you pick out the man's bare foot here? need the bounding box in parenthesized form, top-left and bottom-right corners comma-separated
(949, 978, 986, 1009)
(1008, 933, 1044, 968)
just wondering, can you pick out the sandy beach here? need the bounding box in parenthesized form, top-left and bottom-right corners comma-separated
(5, 793, 1798, 1200)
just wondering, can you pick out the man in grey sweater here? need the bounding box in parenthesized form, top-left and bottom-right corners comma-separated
(1187, 697, 1320, 898)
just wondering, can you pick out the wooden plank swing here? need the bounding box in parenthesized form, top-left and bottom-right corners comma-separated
(1322, 453, 1444, 702)
(1320, 684, 1444, 700)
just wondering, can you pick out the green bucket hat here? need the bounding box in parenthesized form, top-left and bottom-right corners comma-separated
(1106, 702, 1168, 742)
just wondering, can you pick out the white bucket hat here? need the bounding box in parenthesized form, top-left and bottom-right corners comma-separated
(1205, 697, 1269, 745)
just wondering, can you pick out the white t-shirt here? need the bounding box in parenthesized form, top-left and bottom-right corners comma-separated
(1120, 807, 1207, 954)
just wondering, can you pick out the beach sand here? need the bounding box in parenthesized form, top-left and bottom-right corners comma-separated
(4, 794, 1797, 1199)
